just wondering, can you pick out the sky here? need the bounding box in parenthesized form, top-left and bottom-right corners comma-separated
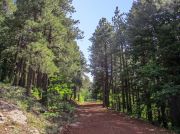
(72, 0, 134, 80)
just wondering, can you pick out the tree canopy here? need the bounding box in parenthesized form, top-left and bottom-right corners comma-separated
(90, 0, 180, 128)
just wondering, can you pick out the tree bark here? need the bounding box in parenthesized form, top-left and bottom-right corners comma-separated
(41, 73, 48, 107)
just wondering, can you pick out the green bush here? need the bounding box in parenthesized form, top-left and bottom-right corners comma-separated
(32, 87, 41, 100)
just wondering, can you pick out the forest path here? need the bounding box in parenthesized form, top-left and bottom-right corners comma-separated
(62, 103, 172, 134)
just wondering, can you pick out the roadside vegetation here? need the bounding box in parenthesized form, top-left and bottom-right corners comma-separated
(0, 0, 89, 133)
(89, 0, 180, 133)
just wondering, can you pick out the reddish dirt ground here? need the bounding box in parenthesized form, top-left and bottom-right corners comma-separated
(62, 103, 173, 134)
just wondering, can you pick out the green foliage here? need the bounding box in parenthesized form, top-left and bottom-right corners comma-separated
(0, 0, 85, 112)
(90, 0, 180, 130)
(79, 88, 91, 102)
(49, 82, 72, 99)
(0, 1, 85, 133)
(31, 87, 41, 100)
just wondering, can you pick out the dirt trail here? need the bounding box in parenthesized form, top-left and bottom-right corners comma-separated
(63, 103, 172, 134)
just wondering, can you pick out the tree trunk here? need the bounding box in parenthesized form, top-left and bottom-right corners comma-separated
(19, 61, 27, 87)
(37, 71, 42, 88)
(26, 66, 33, 96)
(161, 103, 167, 128)
(170, 96, 180, 127)
(146, 92, 152, 122)
(41, 73, 48, 107)
(103, 42, 109, 107)
(136, 87, 141, 118)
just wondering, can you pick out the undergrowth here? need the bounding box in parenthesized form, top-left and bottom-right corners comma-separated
(0, 83, 76, 134)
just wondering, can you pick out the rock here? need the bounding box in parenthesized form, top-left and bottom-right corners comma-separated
(29, 127, 40, 134)
(0, 100, 27, 125)
(0, 112, 7, 124)
(8, 126, 15, 129)
(0, 112, 3, 118)
(0, 100, 17, 111)
(0, 89, 6, 98)
(7, 109, 27, 125)
(59, 126, 64, 133)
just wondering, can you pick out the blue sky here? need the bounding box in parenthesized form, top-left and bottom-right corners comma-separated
(72, 0, 133, 80)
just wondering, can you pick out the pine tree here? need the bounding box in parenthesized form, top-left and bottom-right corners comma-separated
(0, 0, 84, 107)
(90, 18, 113, 107)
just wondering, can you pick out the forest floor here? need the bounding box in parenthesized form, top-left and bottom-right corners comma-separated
(61, 102, 173, 134)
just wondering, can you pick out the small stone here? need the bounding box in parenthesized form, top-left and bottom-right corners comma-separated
(0, 112, 7, 124)
(29, 127, 40, 134)
(59, 127, 63, 132)
(0, 112, 3, 116)
(8, 126, 15, 129)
